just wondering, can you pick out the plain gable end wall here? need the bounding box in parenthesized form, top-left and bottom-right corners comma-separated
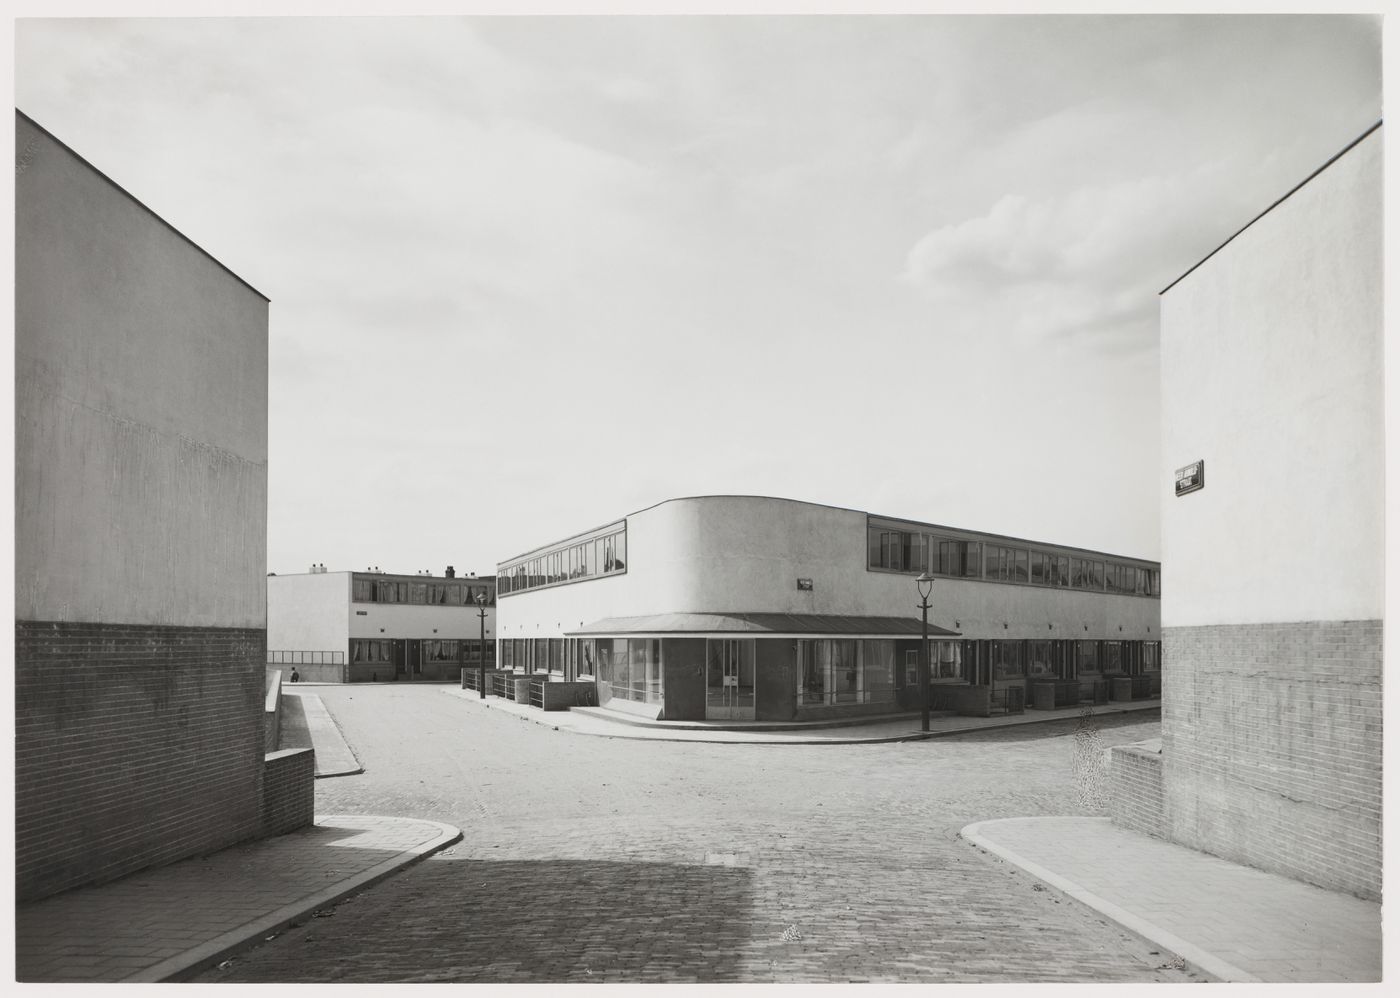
(267, 573, 352, 654)
(1157, 127, 1382, 900)
(1160, 131, 1382, 627)
(14, 113, 270, 901)
(14, 113, 268, 629)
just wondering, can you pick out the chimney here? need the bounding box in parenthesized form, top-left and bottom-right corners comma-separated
(445, 565, 455, 578)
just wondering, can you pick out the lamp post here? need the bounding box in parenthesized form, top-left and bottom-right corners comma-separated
(916, 572, 934, 732)
(475, 592, 488, 700)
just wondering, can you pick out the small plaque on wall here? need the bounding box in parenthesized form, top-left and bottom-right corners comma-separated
(1175, 460, 1205, 497)
(796, 578, 813, 591)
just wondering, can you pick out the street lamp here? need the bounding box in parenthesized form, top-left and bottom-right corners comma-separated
(475, 592, 488, 700)
(916, 572, 934, 732)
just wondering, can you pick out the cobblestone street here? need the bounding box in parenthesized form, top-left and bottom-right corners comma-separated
(199, 685, 1190, 984)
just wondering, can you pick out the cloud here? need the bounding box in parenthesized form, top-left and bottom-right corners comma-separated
(900, 164, 1257, 350)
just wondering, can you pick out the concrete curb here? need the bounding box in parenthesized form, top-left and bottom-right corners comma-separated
(288, 691, 364, 777)
(126, 816, 462, 983)
(440, 686, 1160, 745)
(441, 688, 930, 744)
(959, 817, 1260, 984)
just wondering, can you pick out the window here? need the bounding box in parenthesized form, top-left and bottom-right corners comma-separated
(986, 545, 1029, 583)
(1102, 641, 1124, 674)
(498, 527, 627, 596)
(426, 640, 459, 662)
(351, 639, 394, 663)
(797, 639, 859, 704)
(934, 538, 980, 578)
(1071, 558, 1105, 590)
(1075, 640, 1100, 675)
(989, 640, 1024, 679)
(865, 641, 896, 698)
(1026, 640, 1055, 678)
(933, 640, 962, 680)
(1142, 642, 1161, 672)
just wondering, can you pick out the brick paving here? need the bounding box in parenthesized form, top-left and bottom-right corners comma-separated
(194, 684, 1193, 984)
(15, 814, 460, 982)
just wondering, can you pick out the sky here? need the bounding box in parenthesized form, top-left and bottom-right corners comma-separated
(10, 7, 1384, 577)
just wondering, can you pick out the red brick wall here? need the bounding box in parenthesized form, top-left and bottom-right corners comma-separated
(15, 621, 266, 902)
(261, 749, 315, 836)
(1109, 744, 1165, 838)
(1161, 619, 1382, 900)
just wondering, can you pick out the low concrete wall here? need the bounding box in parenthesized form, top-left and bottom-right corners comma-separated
(264, 670, 282, 753)
(539, 681, 599, 711)
(270, 660, 345, 684)
(1110, 742, 1165, 839)
(261, 748, 315, 837)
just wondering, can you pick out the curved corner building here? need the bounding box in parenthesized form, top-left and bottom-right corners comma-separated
(496, 495, 1161, 723)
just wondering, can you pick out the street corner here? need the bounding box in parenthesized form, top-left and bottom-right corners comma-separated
(313, 814, 465, 862)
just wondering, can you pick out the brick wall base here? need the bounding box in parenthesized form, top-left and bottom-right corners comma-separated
(261, 748, 315, 836)
(1162, 619, 1382, 900)
(1109, 743, 1165, 838)
(16, 620, 266, 902)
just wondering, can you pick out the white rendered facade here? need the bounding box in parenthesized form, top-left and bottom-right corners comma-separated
(497, 496, 1161, 722)
(1152, 123, 1382, 900)
(267, 569, 497, 682)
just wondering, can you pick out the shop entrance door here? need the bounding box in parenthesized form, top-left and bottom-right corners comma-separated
(706, 638, 755, 720)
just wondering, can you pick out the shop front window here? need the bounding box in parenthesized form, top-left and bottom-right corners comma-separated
(865, 641, 896, 701)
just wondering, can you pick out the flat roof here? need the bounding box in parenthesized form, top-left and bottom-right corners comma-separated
(564, 612, 961, 639)
(1160, 119, 1382, 296)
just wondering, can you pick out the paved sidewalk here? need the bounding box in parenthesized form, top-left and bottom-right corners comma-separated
(962, 816, 1382, 983)
(441, 684, 1161, 743)
(281, 687, 363, 776)
(15, 814, 461, 983)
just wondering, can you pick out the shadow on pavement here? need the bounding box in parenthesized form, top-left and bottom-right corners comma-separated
(198, 857, 755, 984)
(277, 692, 312, 751)
(939, 711, 1157, 744)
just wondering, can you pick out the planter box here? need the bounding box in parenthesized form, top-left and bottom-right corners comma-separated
(461, 668, 510, 692)
(539, 681, 599, 711)
(1032, 681, 1081, 709)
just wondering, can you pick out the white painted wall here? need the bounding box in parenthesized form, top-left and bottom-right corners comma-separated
(349, 601, 495, 642)
(1160, 128, 1383, 626)
(267, 571, 496, 649)
(14, 113, 268, 628)
(498, 496, 1158, 643)
(267, 573, 350, 652)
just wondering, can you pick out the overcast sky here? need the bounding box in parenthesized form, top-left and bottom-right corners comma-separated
(12, 10, 1382, 577)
